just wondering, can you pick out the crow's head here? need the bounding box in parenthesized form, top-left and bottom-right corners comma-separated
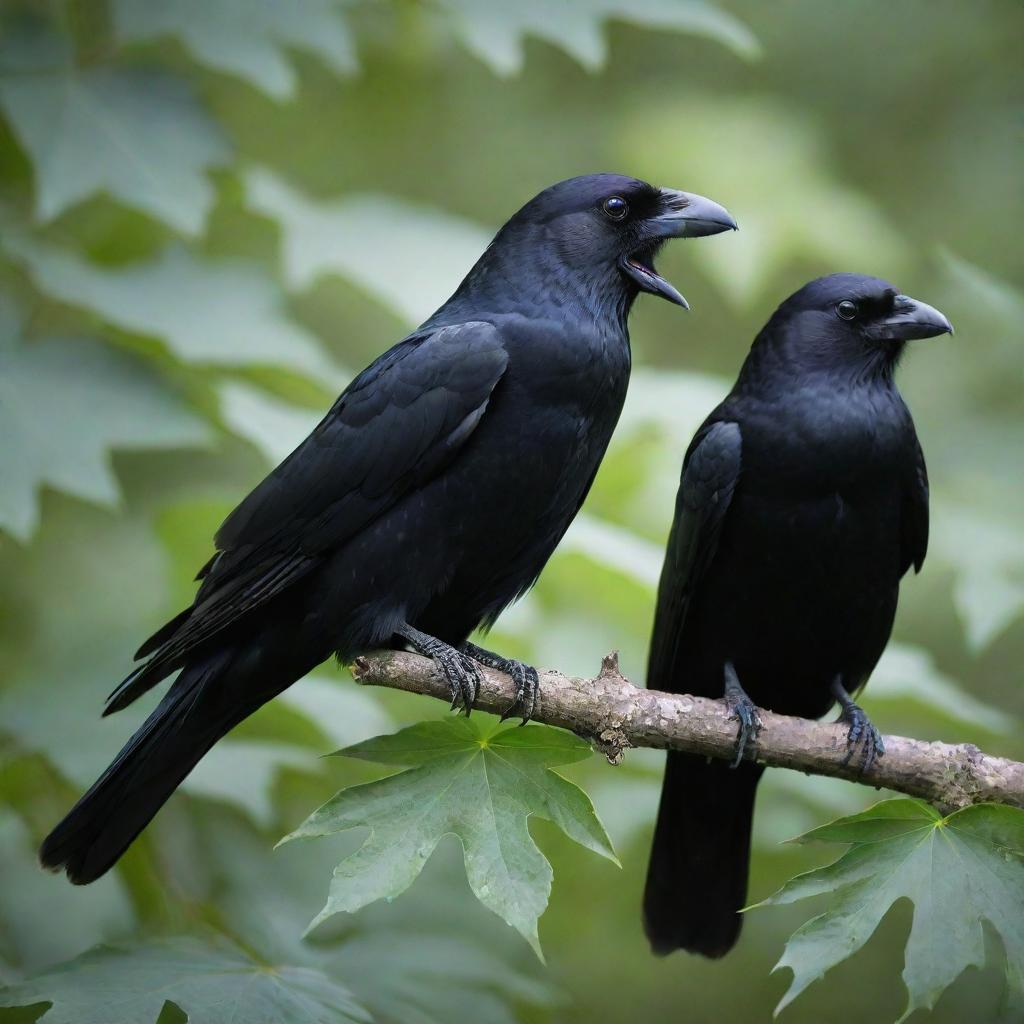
(760, 273, 953, 377)
(450, 173, 735, 320)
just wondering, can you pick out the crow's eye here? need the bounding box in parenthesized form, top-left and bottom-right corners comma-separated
(837, 300, 858, 321)
(602, 196, 628, 220)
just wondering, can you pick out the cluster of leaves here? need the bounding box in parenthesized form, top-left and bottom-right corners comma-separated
(0, 1, 1022, 1022)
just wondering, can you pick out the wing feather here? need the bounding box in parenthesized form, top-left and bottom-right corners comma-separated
(901, 436, 929, 575)
(646, 420, 742, 694)
(108, 321, 508, 712)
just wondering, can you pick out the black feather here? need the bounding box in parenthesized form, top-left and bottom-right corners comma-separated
(42, 174, 732, 882)
(644, 273, 945, 956)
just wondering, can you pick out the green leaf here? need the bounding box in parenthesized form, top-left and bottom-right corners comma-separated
(281, 717, 617, 957)
(0, 24, 228, 234)
(0, 936, 370, 1023)
(246, 169, 492, 324)
(0, 296, 209, 540)
(437, 0, 759, 75)
(113, 0, 356, 100)
(2, 233, 340, 380)
(755, 798, 1024, 1020)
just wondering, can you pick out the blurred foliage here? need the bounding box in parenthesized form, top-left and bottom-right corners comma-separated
(0, 936, 372, 1024)
(0, 0, 1021, 1022)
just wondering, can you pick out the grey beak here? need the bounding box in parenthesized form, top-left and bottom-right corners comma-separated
(650, 189, 738, 238)
(876, 294, 955, 341)
(617, 188, 737, 309)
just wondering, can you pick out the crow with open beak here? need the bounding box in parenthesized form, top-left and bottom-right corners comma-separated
(40, 173, 735, 885)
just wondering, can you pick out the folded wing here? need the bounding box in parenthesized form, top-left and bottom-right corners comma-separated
(107, 321, 509, 713)
(646, 419, 742, 693)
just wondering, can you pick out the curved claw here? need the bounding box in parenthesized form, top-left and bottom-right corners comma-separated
(831, 676, 885, 774)
(724, 693, 763, 768)
(435, 648, 481, 716)
(499, 661, 541, 725)
(840, 702, 885, 773)
(722, 662, 762, 768)
(459, 642, 540, 725)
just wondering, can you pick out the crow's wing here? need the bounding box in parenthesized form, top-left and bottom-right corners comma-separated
(110, 321, 508, 712)
(900, 436, 929, 576)
(646, 420, 742, 694)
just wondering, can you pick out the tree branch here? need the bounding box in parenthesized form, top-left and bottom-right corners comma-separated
(351, 650, 1024, 813)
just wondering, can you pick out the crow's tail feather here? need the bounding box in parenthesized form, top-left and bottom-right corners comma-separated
(643, 750, 764, 958)
(40, 648, 251, 884)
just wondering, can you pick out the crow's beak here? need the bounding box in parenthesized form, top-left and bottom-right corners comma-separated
(650, 189, 739, 239)
(875, 294, 954, 341)
(619, 189, 737, 309)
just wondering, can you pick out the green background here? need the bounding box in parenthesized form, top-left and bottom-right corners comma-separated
(0, 1, 1021, 1021)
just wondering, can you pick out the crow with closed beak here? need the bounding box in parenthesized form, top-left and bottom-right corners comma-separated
(643, 273, 952, 958)
(41, 173, 736, 884)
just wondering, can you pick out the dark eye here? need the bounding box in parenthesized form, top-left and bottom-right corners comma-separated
(837, 300, 858, 321)
(602, 196, 628, 220)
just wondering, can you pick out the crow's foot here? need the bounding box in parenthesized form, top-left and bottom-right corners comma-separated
(723, 662, 763, 768)
(397, 624, 481, 714)
(831, 677, 885, 773)
(461, 641, 540, 725)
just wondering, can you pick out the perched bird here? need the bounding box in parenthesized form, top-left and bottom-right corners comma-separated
(643, 274, 952, 958)
(41, 173, 736, 885)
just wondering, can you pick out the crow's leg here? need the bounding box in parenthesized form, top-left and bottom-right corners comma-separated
(396, 624, 481, 715)
(723, 662, 763, 768)
(831, 676, 885, 772)
(460, 641, 540, 725)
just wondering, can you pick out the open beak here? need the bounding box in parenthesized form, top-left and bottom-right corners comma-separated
(873, 294, 954, 341)
(618, 188, 737, 309)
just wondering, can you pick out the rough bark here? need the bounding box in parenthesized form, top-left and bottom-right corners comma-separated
(351, 649, 1024, 813)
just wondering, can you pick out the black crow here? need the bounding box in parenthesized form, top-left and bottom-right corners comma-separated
(643, 273, 952, 958)
(41, 173, 736, 884)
